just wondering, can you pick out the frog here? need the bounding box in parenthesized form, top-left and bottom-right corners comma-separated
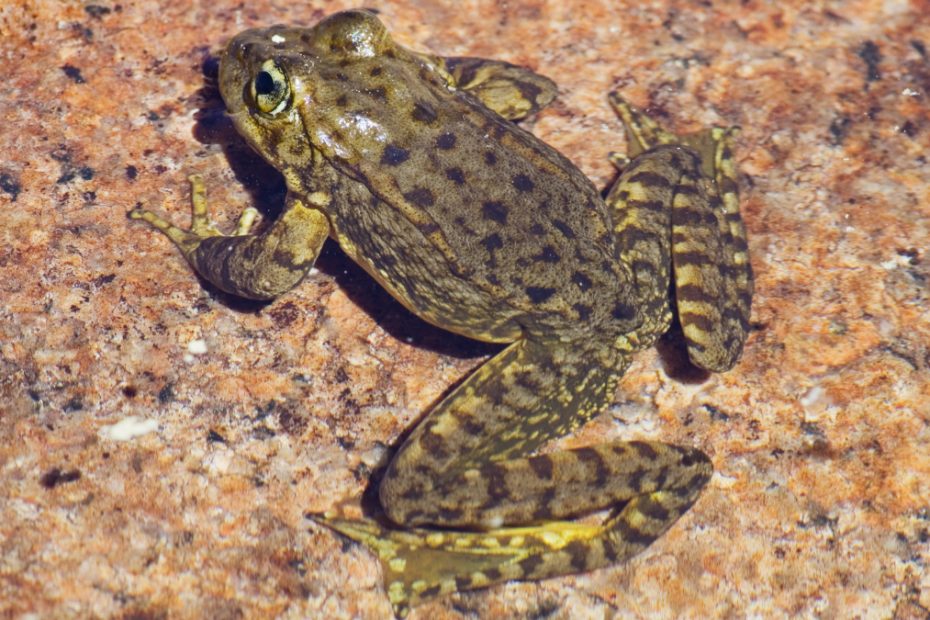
(129, 9, 752, 616)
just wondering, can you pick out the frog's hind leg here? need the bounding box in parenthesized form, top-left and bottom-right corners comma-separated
(312, 338, 711, 616)
(419, 53, 558, 120)
(129, 175, 329, 301)
(608, 94, 753, 371)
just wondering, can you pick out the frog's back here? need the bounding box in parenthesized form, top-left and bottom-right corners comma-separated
(306, 50, 635, 341)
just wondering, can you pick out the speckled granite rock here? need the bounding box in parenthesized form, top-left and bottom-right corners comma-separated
(1, 1, 928, 618)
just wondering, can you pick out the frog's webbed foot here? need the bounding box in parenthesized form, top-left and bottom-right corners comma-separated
(608, 93, 740, 191)
(129, 175, 329, 300)
(426, 54, 558, 120)
(309, 513, 539, 617)
(608, 93, 753, 371)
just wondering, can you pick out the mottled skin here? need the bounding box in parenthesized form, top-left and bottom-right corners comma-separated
(130, 10, 752, 616)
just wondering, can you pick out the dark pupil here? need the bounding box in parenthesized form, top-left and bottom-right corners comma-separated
(255, 71, 277, 96)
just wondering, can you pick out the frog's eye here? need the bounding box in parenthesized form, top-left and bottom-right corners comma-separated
(251, 59, 290, 116)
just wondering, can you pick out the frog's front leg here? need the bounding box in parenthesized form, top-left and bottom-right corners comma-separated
(129, 175, 329, 300)
(314, 337, 711, 616)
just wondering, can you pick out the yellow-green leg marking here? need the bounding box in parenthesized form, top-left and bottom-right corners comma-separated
(609, 94, 752, 371)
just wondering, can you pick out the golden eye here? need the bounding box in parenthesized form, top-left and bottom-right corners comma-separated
(251, 59, 290, 116)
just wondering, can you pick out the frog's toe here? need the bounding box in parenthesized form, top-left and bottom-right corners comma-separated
(129, 174, 230, 258)
(129, 203, 206, 256)
(607, 150, 630, 171)
(609, 92, 679, 157)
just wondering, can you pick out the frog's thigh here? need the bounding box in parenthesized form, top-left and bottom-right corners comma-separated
(439, 56, 557, 120)
(379, 337, 710, 528)
(131, 181, 329, 300)
(379, 338, 613, 527)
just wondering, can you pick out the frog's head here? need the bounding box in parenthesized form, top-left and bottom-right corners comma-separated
(219, 10, 406, 186)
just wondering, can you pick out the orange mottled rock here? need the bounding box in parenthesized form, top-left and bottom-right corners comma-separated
(1, 1, 928, 618)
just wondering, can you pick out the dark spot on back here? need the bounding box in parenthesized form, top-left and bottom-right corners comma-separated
(412, 101, 437, 124)
(573, 303, 591, 321)
(525, 286, 556, 303)
(482, 233, 503, 252)
(436, 132, 456, 149)
(534, 245, 560, 263)
(482, 201, 508, 223)
(575, 447, 609, 485)
(335, 94, 348, 108)
(417, 221, 441, 236)
(552, 219, 576, 239)
(446, 167, 465, 185)
(381, 144, 410, 166)
(369, 66, 382, 76)
(531, 488, 556, 521)
(403, 187, 435, 208)
(529, 224, 546, 236)
(573, 271, 592, 291)
(512, 173, 535, 192)
(484, 151, 498, 166)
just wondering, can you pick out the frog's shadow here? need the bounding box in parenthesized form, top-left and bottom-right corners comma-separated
(189, 56, 500, 360)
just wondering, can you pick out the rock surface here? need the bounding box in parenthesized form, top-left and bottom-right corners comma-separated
(1, 1, 928, 618)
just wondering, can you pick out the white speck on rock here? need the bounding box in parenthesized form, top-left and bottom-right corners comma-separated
(800, 385, 825, 409)
(99, 416, 159, 441)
